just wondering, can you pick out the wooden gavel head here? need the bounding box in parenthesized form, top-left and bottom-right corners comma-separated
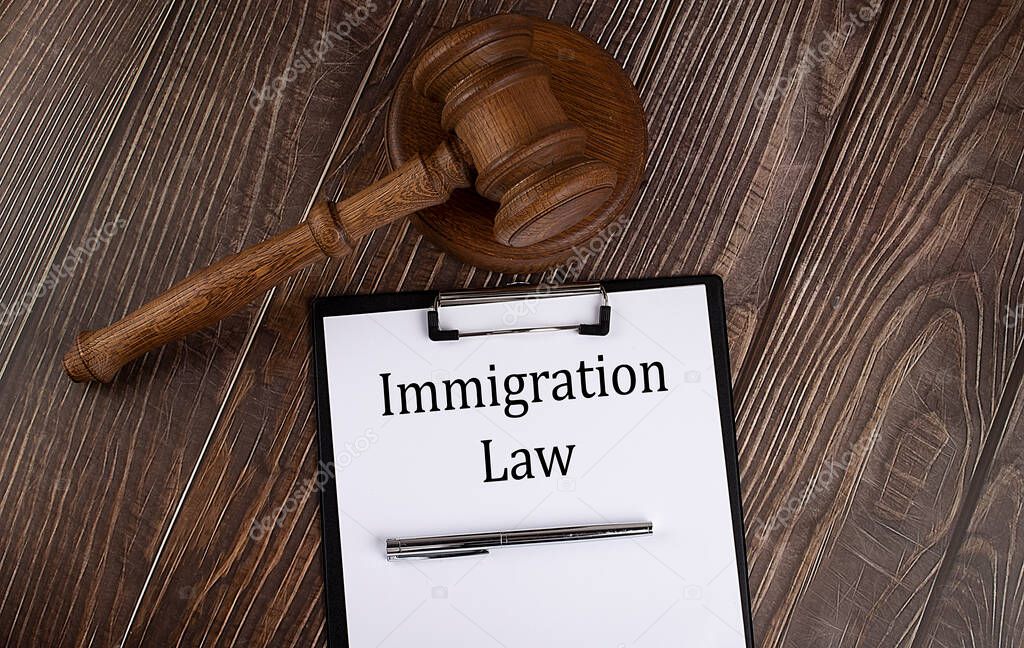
(412, 14, 616, 247)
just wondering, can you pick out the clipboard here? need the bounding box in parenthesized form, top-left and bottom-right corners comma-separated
(312, 276, 754, 647)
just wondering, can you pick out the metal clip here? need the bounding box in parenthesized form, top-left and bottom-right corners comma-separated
(427, 283, 611, 341)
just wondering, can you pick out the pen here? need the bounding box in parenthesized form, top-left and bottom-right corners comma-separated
(385, 521, 653, 560)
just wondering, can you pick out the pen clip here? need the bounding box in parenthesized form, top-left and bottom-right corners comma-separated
(387, 548, 490, 561)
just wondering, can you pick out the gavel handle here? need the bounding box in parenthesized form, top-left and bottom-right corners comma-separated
(64, 140, 472, 383)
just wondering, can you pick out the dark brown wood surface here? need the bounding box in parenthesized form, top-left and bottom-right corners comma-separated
(1, 0, 1021, 646)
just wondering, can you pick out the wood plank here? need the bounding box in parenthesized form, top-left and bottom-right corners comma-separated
(0, 3, 172, 645)
(119, 0, 881, 644)
(913, 379, 1024, 647)
(0, 0, 170, 367)
(0, 0, 388, 645)
(736, 1, 1024, 645)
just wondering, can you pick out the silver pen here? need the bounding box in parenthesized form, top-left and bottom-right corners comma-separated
(385, 521, 653, 560)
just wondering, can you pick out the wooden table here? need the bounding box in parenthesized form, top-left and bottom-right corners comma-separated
(2, 1, 1022, 646)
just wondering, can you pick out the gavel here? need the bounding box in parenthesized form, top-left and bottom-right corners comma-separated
(63, 14, 630, 383)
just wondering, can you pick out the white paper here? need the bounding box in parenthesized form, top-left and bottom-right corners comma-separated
(321, 284, 747, 647)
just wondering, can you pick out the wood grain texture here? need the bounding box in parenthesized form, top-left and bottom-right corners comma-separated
(0, 0, 388, 644)
(0, 0, 171, 368)
(0, 2, 172, 644)
(735, 1, 1024, 645)
(112, 0, 881, 645)
(915, 385, 1024, 648)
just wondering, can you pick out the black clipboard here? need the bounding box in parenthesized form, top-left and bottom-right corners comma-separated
(312, 275, 754, 647)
